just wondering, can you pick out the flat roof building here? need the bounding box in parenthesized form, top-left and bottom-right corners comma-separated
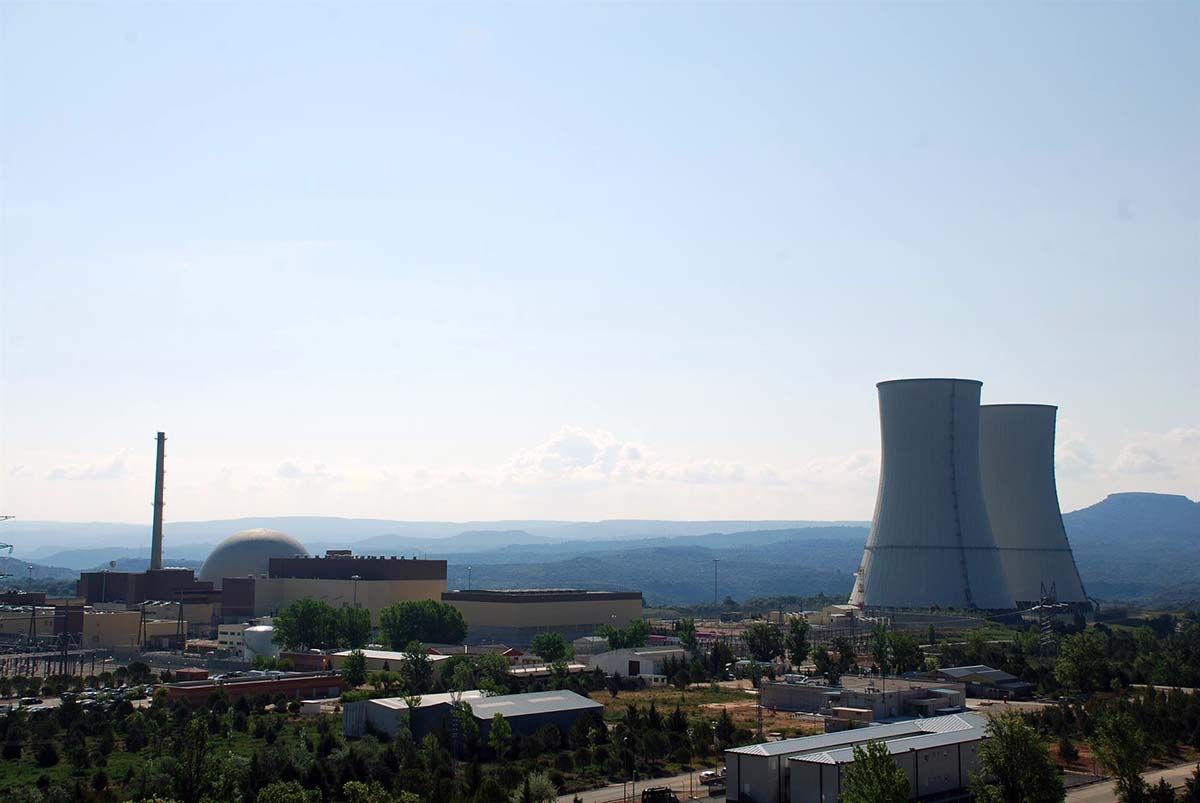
(760, 675, 965, 721)
(441, 589, 642, 646)
(725, 712, 988, 803)
(221, 551, 447, 623)
(345, 689, 603, 755)
(164, 671, 346, 706)
(926, 664, 1034, 700)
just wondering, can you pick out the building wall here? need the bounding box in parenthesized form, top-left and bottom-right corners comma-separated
(0, 608, 54, 638)
(442, 592, 641, 646)
(218, 624, 247, 651)
(589, 648, 687, 678)
(251, 577, 447, 623)
(269, 555, 446, 582)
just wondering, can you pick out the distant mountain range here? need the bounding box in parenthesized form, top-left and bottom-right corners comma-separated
(1, 493, 1196, 606)
(5, 517, 868, 561)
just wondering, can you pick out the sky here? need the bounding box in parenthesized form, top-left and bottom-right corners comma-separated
(1, 2, 1197, 525)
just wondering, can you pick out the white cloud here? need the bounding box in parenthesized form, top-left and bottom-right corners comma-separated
(46, 452, 128, 481)
(1055, 436, 1097, 477)
(276, 461, 342, 483)
(1111, 443, 1170, 475)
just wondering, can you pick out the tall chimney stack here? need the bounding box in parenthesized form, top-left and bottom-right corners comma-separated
(150, 432, 166, 571)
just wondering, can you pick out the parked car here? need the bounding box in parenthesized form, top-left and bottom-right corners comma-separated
(19, 697, 43, 706)
(640, 788, 680, 803)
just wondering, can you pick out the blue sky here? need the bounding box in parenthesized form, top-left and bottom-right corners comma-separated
(2, 2, 1196, 523)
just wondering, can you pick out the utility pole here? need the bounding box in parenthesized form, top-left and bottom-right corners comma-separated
(713, 559, 720, 607)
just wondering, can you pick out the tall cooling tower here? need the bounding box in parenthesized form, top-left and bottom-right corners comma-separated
(850, 379, 1015, 610)
(979, 404, 1087, 606)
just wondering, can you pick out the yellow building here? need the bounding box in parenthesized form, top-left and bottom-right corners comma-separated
(0, 606, 181, 649)
(441, 589, 643, 646)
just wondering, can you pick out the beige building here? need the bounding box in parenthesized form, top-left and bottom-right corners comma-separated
(0, 605, 181, 649)
(80, 609, 182, 649)
(247, 576, 446, 624)
(441, 589, 642, 646)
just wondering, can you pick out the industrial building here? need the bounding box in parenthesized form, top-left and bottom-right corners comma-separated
(759, 675, 965, 721)
(329, 648, 454, 674)
(197, 528, 310, 589)
(978, 404, 1088, 606)
(586, 646, 688, 685)
(441, 588, 642, 645)
(345, 689, 603, 751)
(0, 605, 183, 650)
(164, 670, 345, 705)
(926, 665, 1034, 700)
(850, 379, 1014, 611)
(344, 690, 486, 740)
(220, 549, 447, 622)
(725, 712, 988, 803)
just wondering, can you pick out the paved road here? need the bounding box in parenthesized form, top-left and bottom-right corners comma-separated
(558, 769, 725, 803)
(1066, 763, 1198, 802)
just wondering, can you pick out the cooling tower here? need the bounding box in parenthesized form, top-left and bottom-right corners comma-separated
(850, 379, 1015, 610)
(979, 404, 1087, 606)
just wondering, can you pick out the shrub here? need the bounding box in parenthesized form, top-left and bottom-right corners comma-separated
(35, 742, 59, 768)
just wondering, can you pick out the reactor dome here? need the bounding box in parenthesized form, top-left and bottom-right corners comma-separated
(198, 528, 309, 589)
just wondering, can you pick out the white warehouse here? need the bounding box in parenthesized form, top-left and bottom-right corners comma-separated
(725, 711, 988, 803)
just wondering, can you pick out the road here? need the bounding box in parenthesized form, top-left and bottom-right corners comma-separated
(558, 769, 725, 803)
(1066, 763, 1198, 802)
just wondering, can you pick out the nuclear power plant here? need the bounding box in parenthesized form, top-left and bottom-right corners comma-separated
(979, 404, 1088, 606)
(850, 378, 1087, 612)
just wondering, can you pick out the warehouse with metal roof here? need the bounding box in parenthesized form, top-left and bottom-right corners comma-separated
(724, 712, 988, 803)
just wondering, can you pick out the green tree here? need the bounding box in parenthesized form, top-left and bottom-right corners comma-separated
(840, 741, 910, 803)
(1149, 779, 1179, 803)
(531, 632, 569, 663)
(871, 622, 891, 675)
(378, 600, 467, 647)
(400, 642, 433, 694)
(786, 618, 810, 668)
(1091, 709, 1151, 803)
(257, 781, 319, 803)
(599, 619, 649, 650)
(676, 618, 698, 651)
(813, 637, 855, 683)
(338, 606, 372, 649)
(1055, 630, 1110, 692)
(970, 711, 1065, 803)
(341, 649, 367, 687)
(510, 772, 556, 803)
(343, 780, 413, 803)
(744, 622, 785, 663)
(273, 598, 338, 650)
(488, 712, 513, 761)
(887, 631, 925, 674)
(1181, 765, 1200, 802)
(174, 718, 210, 803)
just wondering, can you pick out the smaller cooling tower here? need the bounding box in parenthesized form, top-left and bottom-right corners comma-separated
(851, 378, 1014, 610)
(243, 625, 280, 663)
(979, 404, 1088, 606)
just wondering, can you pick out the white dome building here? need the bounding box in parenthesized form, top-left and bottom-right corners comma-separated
(198, 528, 309, 589)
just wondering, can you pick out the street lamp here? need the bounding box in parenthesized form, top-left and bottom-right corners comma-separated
(467, 566, 472, 591)
(351, 575, 361, 609)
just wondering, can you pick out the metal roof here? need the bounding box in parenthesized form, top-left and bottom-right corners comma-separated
(332, 649, 452, 663)
(797, 723, 987, 765)
(727, 712, 986, 758)
(368, 691, 485, 710)
(468, 690, 602, 720)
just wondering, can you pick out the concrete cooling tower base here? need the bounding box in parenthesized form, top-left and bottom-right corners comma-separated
(851, 378, 1015, 612)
